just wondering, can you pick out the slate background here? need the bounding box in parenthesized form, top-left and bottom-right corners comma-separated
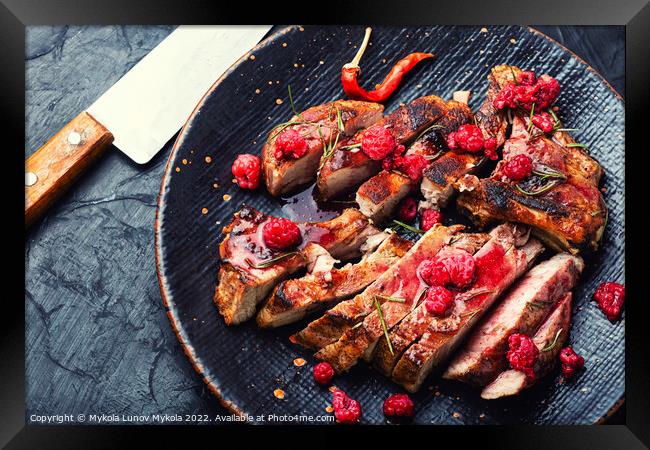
(25, 25, 624, 424)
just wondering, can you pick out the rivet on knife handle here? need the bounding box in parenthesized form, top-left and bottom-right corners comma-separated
(25, 111, 114, 227)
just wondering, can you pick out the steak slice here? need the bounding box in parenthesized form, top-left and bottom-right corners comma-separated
(357, 100, 475, 223)
(372, 223, 542, 378)
(310, 230, 491, 372)
(389, 228, 545, 393)
(215, 207, 379, 325)
(481, 292, 572, 400)
(262, 100, 383, 196)
(256, 234, 413, 328)
(291, 225, 465, 350)
(317, 95, 448, 200)
(443, 252, 583, 385)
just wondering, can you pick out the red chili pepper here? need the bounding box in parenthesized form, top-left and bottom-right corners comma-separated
(341, 27, 434, 103)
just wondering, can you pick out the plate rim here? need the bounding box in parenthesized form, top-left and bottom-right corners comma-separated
(154, 24, 624, 423)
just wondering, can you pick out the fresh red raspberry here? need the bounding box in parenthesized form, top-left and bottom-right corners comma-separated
(420, 208, 443, 232)
(493, 83, 518, 110)
(559, 346, 585, 379)
(424, 285, 455, 316)
(274, 128, 309, 159)
(531, 111, 555, 133)
(503, 154, 533, 182)
(507, 333, 539, 381)
(518, 71, 537, 86)
(483, 137, 498, 160)
(231, 154, 261, 190)
(593, 282, 625, 322)
(394, 144, 406, 156)
(417, 259, 450, 287)
(513, 84, 540, 111)
(383, 393, 415, 418)
(437, 250, 476, 289)
(394, 154, 429, 182)
(396, 197, 417, 222)
(449, 124, 485, 153)
(535, 74, 561, 109)
(262, 218, 302, 251)
(332, 390, 362, 424)
(313, 362, 335, 385)
(361, 125, 396, 160)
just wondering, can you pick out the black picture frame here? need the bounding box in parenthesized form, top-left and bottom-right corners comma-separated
(5, 0, 648, 447)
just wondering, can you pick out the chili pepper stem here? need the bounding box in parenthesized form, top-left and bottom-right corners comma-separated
(344, 27, 372, 69)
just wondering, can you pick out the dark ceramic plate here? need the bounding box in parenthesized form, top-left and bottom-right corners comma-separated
(155, 25, 624, 424)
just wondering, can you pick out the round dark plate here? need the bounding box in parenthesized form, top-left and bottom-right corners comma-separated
(155, 25, 624, 424)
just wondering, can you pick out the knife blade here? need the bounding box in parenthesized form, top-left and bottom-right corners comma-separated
(25, 25, 272, 227)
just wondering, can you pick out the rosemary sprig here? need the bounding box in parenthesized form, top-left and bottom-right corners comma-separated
(288, 84, 299, 116)
(547, 108, 560, 125)
(392, 220, 424, 234)
(515, 180, 560, 197)
(245, 251, 302, 269)
(424, 150, 444, 162)
(375, 294, 406, 303)
(413, 287, 429, 310)
(318, 108, 343, 170)
(351, 321, 365, 330)
(339, 143, 362, 151)
(527, 299, 553, 310)
(526, 103, 536, 135)
(461, 309, 481, 320)
(532, 166, 567, 181)
(413, 123, 444, 144)
(566, 143, 589, 150)
(509, 66, 519, 85)
(541, 328, 563, 352)
(458, 288, 496, 302)
(374, 297, 394, 355)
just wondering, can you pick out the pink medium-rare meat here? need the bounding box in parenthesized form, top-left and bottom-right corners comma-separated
(389, 226, 545, 393)
(372, 223, 543, 378)
(443, 252, 583, 385)
(481, 292, 572, 400)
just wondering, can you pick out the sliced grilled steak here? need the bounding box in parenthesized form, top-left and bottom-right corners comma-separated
(215, 207, 379, 325)
(443, 252, 583, 385)
(262, 100, 383, 196)
(310, 230, 491, 373)
(474, 64, 516, 148)
(481, 292, 572, 400)
(372, 224, 542, 383)
(457, 114, 607, 253)
(256, 234, 413, 328)
(317, 95, 448, 200)
(389, 227, 545, 393)
(291, 225, 465, 350)
(357, 100, 475, 223)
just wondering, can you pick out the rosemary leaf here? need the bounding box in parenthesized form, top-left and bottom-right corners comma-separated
(461, 309, 481, 319)
(245, 252, 301, 269)
(547, 108, 560, 125)
(509, 66, 519, 85)
(541, 328, 563, 352)
(374, 297, 394, 355)
(392, 220, 424, 234)
(288, 84, 299, 117)
(527, 103, 536, 135)
(414, 123, 444, 143)
(375, 295, 406, 303)
(515, 180, 559, 197)
(339, 143, 362, 151)
(566, 143, 589, 150)
(459, 288, 496, 302)
(413, 287, 429, 310)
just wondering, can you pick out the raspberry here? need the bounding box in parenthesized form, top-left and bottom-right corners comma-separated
(593, 282, 625, 322)
(262, 218, 302, 251)
(313, 362, 335, 385)
(507, 333, 539, 381)
(536, 74, 561, 110)
(438, 250, 476, 289)
(514, 84, 540, 111)
(396, 197, 417, 222)
(394, 154, 429, 182)
(483, 137, 499, 160)
(361, 125, 396, 160)
(418, 259, 450, 287)
(274, 128, 309, 159)
(448, 124, 485, 153)
(332, 390, 362, 424)
(531, 111, 555, 133)
(231, 154, 262, 190)
(503, 154, 533, 182)
(559, 346, 585, 379)
(424, 285, 454, 316)
(383, 393, 415, 418)
(493, 83, 518, 110)
(420, 209, 443, 232)
(518, 71, 537, 86)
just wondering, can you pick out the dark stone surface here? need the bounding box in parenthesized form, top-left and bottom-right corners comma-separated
(25, 25, 624, 423)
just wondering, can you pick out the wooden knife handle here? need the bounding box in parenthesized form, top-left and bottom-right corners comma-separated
(25, 111, 114, 227)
